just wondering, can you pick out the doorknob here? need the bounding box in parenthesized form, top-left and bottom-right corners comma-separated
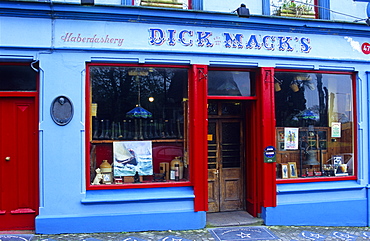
(5, 157, 10, 161)
(213, 170, 219, 175)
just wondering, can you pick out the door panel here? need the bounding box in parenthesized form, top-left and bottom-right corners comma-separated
(207, 121, 219, 212)
(208, 107, 244, 212)
(220, 121, 242, 211)
(0, 97, 38, 230)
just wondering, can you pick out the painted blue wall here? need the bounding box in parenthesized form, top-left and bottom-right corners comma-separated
(1, 1, 370, 233)
(263, 181, 368, 226)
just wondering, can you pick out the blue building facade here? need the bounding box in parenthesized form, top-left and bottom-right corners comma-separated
(0, 0, 370, 234)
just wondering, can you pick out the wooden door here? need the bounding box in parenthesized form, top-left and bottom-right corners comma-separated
(0, 97, 38, 230)
(208, 118, 244, 212)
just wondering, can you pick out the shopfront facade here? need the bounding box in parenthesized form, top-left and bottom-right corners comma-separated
(0, 1, 369, 233)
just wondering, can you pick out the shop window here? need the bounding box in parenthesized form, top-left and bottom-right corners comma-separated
(208, 70, 255, 97)
(87, 65, 189, 186)
(270, 0, 317, 19)
(0, 64, 37, 91)
(274, 71, 355, 180)
(134, 0, 189, 9)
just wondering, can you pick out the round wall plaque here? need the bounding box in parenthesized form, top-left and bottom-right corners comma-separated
(50, 96, 74, 126)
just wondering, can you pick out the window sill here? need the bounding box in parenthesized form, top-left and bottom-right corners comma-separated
(86, 180, 192, 191)
(81, 186, 194, 204)
(277, 179, 364, 194)
(276, 175, 357, 184)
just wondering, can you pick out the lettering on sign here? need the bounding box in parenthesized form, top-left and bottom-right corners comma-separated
(149, 28, 312, 53)
(61, 33, 124, 47)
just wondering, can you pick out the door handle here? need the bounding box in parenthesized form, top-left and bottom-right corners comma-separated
(5, 157, 10, 161)
(213, 170, 219, 175)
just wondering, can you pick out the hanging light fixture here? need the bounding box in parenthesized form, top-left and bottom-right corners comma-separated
(126, 70, 152, 140)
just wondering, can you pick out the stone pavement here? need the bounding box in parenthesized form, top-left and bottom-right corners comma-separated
(29, 226, 370, 241)
(2, 211, 370, 240)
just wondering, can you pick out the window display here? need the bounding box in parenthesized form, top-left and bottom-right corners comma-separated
(274, 71, 355, 179)
(87, 65, 189, 186)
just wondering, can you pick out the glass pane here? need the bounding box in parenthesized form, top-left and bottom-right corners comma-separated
(221, 122, 240, 168)
(221, 102, 242, 115)
(270, 0, 316, 19)
(0, 65, 37, 91)
(208, 71, 254, 96)
(275, 72, 354, 179)
(89, 66, 189, 185)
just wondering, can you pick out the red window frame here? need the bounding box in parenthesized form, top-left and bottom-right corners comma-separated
(85, 63, 200, 190)
(274, 69, 358, 184)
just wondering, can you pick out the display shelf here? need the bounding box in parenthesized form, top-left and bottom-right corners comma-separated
(91, 139, 184, 144)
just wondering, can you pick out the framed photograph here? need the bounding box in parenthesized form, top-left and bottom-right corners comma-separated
(284, 128, 299, 150)
(281, 163, 289, 179)
(288, 162, 298, 178)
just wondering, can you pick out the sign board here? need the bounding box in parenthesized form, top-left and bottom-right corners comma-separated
(264, 146, 276, 163)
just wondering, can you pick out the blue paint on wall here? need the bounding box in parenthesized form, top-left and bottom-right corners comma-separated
(263, 181, 368, 226)
(1, 0, 370, 232)
(36, 211, 206, 234)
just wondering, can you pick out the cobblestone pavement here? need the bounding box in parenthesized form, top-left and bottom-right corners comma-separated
(27, 225, 370, 241)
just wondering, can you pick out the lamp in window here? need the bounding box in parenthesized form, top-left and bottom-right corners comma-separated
(290, 81, 300, 92)
(274, 77, 282, 92)
(126, 71, 152, 140)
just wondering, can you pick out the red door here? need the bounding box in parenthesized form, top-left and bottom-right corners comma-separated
(0, 97, 38, 230)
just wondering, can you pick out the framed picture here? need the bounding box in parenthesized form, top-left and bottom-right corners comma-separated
(281, 163, 289, 179)
(278, 142, 285, 151)
(288, 162, 298, 178)
(284, 128, 299, 150)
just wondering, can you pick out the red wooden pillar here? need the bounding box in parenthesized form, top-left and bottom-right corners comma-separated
(189, 65, 208, 212)
(257, 67, 277, 208)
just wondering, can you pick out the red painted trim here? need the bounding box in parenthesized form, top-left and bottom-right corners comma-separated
(277, 176, 357, 184)
(0, 92, 37, 97)
(275, 69, 353, 75)
(87, 181, 192, 190)
(189, 65, 208, 212)
(274, 70, 358, 183)
(257, 67, 277, 208)
(0, 62, 40, 230)
(207, 96, 257, 100)
(85, 63, 196, 191)
(314, 0, 319, 19)
(352, 72, 358, 178)
(188, 0, 192, 9)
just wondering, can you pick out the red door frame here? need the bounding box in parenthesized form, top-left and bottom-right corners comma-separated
(0, 62, 39, 230)
(256, 68, 277, 209)
(191, 66, 277, 214)
(190, 65, 209, 211)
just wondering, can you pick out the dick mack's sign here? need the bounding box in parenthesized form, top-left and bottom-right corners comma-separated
(148, 28, 312, 53)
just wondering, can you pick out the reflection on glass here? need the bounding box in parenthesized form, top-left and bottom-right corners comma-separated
(89, 66, 189, 185)
(275, 72, 354, 179)
(208, 71, 254, 96)
(0, 65, 37, 91)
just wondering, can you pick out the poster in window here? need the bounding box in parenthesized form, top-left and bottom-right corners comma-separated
(284, 128, 299, 150)
(331, 122, 341, 138)
(113, 141, 153, 177)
